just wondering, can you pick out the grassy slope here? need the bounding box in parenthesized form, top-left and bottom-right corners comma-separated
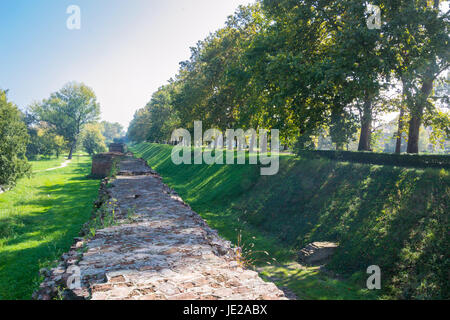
(130, 144, 364, 299)
(0, 156, 100, 299)
(240, 153, 449, 300)
(131, 143, 449, 300)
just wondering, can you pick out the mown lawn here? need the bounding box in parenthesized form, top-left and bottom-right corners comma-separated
(30, 155, 67, 172)
(0, 155, 100, 299)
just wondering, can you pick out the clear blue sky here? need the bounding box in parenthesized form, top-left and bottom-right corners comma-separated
(0, 0, 253, 128)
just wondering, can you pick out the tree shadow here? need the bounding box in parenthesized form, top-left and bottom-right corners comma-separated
(0, 177, 100, 299)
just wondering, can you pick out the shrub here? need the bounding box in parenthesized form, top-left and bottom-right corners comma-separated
(81, 123, 107, 156)
(0, 90, 31, 188)
(298, 150, 450, 169)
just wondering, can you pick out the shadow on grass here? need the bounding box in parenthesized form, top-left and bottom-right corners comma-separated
(132, 143, 449, 299)
(259, 263, 378, 300)
(0, 165, 100, 299)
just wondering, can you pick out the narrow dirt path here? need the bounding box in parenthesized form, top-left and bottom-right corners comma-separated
(33, 159, 71, 173)
(37, 156, 286, 300)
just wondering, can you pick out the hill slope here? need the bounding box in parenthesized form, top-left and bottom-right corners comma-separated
(131, 143, 449, 299)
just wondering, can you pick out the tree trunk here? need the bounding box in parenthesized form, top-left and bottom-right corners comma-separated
(395, 106, 405, 154)
(406, 77, 434, 154)
(406, 115, 421, 154)
(395, 80, 407, 154)
(406, 0, 439, 153)
(68, 141, 76, 160)
(358, 98, 373, 151)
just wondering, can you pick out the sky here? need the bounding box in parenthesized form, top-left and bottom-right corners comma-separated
(0, 0, 253, 129)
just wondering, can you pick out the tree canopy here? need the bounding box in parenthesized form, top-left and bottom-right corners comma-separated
(0, 90, 31, 189)
(81, 123, 107, 156)
(100, 121, 125, 144)
(128, 1, 449, 154)
(31, 82, 100, 159)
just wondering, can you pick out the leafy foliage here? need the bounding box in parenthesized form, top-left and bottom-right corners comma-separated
(25, 121, 66, 160)
(80, 123, 107, 155)
(100, 121, 125, 144)
(127, 1, 449, 155)
(31, 82, 100, 159)
(0, 90, 31, 188)
(128, 83, 180, 143)
(298, 149, 450, 168)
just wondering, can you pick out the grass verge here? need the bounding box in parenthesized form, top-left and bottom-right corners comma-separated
(0, 155, 100, 299)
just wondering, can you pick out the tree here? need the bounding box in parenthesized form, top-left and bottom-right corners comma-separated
(0, 90, 31, 189)
(127, 108, 152, 143)
(382, 0, 449, 153)
(171, 4, 267, 137)
(146, 84, 180, 143)
(31, 82, 100, 159)
(127, 82, 180, 143)
(24, 113, 67, 159)
(248, 0, 339, 146)
(125, 0, 448, 156)
(329, 107, 358, 150)
(314, 1, 388, 151)
(80, 123, 107, 155)
(100, 121, 124, 144)
(34, 128, 66, 158)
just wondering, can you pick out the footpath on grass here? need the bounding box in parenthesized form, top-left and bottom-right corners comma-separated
(33, 159, 72, 173)
(35, 155, 286, 300)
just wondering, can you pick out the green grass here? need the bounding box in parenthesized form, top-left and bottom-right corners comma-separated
(130, 143, 386, 300)
(30, 155, 67, 172)
(30, 153, 89, 172)
(131, 143, 449, 300)
(0, 155, 100, 299)
(259, 264, 375, 300)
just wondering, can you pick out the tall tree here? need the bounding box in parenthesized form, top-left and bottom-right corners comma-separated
(31, 82, 100, 159)
(0, 90, 31, 189)
(100, 121, 124, 144)
(329, 106, 358, 150)
(316, 1, 388, 151)
(127, 108, 152, 143)
(81, 123, 107, 155)
(383, 0, 449, 153)
(254, 0, 338, 146)
(170, 4, 267, 139)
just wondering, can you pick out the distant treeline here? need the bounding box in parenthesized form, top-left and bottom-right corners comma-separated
(0, 83, 126, 189)
(299, 150, 450, 169)
(128, 0, 449, 155)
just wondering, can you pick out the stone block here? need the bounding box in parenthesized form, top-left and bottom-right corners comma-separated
(298, 242, 338, 266)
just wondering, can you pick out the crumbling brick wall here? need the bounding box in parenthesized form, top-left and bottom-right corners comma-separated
(91, 152, 123, 178)
(109, 143, 127, 154)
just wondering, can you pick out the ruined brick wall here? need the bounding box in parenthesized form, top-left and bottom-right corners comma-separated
(91, 153, 123, 178)
(109, 143, 127, 154)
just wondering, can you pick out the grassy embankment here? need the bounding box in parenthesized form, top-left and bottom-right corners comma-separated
(0, 155, 100, 299)
(131, 143, 449, 300)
